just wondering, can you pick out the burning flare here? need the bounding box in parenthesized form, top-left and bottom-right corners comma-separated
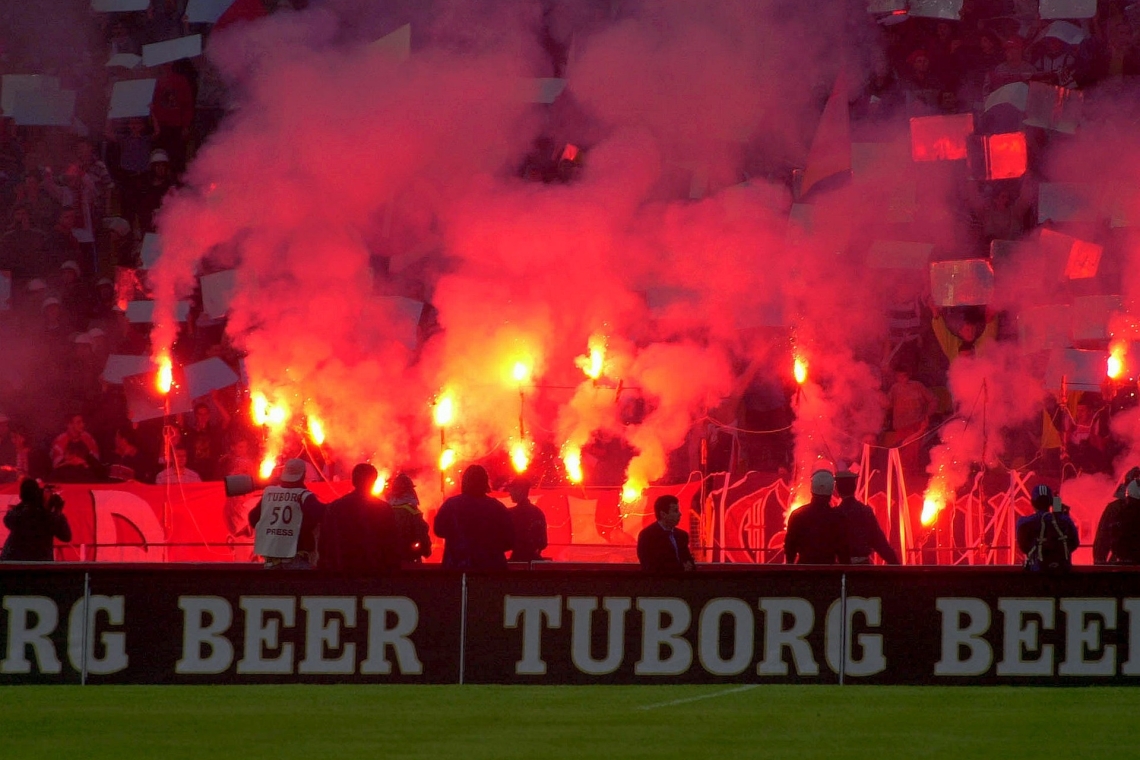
(575, 335, 607, 380)
(510, 442, 530, 473)
(621, 480, 644, 503)
(259, 454, 277, 480)
(921, 486, 948, 527)
(512, 361, 530, 384)
(1108, 343, 1126, 380)
(439, 448, 457, 471)
(371, 469, 389, 497)
(156, 354, 173, 395)
(563, 447, 583, 484)
(793, 356, 808, 385)
(433, 394, 455, 427)
(308, 417, 326, 446)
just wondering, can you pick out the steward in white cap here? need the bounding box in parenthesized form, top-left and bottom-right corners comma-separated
(783, 469, 850, 565)
(249, 458, 325, 568)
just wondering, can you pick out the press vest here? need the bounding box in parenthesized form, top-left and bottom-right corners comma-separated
(253, 486, 311, 559)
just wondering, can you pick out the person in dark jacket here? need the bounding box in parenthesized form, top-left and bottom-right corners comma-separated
(434, 465, 513, 571)
(318, 463, 398, 574)
(506, 478, 547, 562)
(637, 494, 694, 573)
(385, 473, 432, 564)
(1, 479, 72, 562)
(834, 472, 899, 564)
(785, 470, 850, 564)
(1095, 479, 1140, 565)
(1017, 484, 1078, 572)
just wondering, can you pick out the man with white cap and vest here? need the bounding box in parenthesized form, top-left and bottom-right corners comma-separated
(784, 469, 850, 564)
(248, 458, 325, 569)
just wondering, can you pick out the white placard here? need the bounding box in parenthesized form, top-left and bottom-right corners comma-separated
(142, 35, 203, 68)
(126, 300, 191, 323)
(1039, 182, 1097, 223)
(140, 233, 163, 268)
(1046, 348, 1106, 391)
(186, 0, 236, 24)
(200, 269, 236, 319)
(372, 23, 411, 61)
(984, 82, 1028, 113)
(908, 0, 964, 19)
(91, 0, 150, 11)
(106, 53, 142, 70)
(108, 78, 157, 119)
(930, 259, 995, 307)
(1, 74, 60, 117)
(1019, 305, 1072, 352)
(1040, 0, 1097, 19)
(10, 89, 76, 126)
(1070, 295, 1122, 342)
(102, 354, 154, 384)
(184, 357, 240, 399)
(519, 77, 567, 104)
(1043, 20, 1089, 45)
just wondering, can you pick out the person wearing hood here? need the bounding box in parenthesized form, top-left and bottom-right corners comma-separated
(385, 473, 431, 564)
(1094, 469, 1140, 565)
(1, 479, 71, 562)
(433, 464, 513, 571)
(784, 469, 850, 564)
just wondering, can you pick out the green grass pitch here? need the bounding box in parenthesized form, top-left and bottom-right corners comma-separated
(1, 685, 1138, 759)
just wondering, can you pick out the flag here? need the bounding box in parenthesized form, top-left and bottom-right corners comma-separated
(799, 71, 851, 199)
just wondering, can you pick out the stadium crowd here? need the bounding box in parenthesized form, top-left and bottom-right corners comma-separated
(0, 0, 1138, 531)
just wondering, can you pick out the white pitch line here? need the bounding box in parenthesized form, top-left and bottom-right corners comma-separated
(637, 684, 757, 711)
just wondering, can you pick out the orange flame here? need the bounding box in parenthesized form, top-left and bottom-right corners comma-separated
(575, 335, 606, 380)
(921, 486, 948, 527)
(621, 480, 644, 503)
(1108, 343, 1126, 380)
(371, 469, 389, 496)
(563, 447, 583, 484)
(433, 394, 455, 427)
(308, 417, 326, 446)
(156, 355, 173, 395)
(793, 356, 808, 385)
(439, 448, 457, 471)
(510, 442, 529, 473)
(259, 454, 277, 480)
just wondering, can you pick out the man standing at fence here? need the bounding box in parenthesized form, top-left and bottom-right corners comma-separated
(1017, 485, 1078, 572)
(249, 458, 325, 569)
(318, 463, 398, 574)
(637, 494, 694, 573)
(434, 465, 514, 571)
(1095, 479, 1140, 565)
(785, 469, 850, 564)
(834, 471, 899, 565)
(507, 478, 548, 562)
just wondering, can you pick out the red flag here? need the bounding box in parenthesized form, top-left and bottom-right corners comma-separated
(213, 0, 269, 33)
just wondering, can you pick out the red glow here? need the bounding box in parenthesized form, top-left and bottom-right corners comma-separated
(910, 114, 973, 162)
(983, 132, 1027, 180)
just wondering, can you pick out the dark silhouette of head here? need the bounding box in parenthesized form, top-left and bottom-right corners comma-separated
(352, 463, 379, 493)
(461, 465, 490, 497)
(835, 472, 858, 499)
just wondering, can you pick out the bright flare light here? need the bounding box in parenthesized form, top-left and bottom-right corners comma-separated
(512, 361, 530, 384)
(433, 395, 455, 427)
(308, 417, 326, 446)
(921, 489, 947, 527)
(1108, 344, 1126, 380)
(510, 442, 530, 473)
(575, 335, 606, 380)
(563, 448, 583, 484)
(259, 455, 277, 480)
(371, 469, 389, 497)
(156, 355, 173, 395)
(621, 482, 643, 503)
(439, 448, 457, 471)
(252, 392, 270, 426)
(793, 356, 808, 385)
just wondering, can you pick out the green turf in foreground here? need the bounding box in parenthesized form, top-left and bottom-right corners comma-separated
(0, 685, 1137, 760)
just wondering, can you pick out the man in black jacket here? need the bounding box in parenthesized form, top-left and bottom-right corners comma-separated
(434, 465, 513, 571)
(318, 463, 398, 574)
(1, 480, 71, 562)
(637, 494, 694, 573)
(507, 478, 548, 562)
(834, 471, 899, 564)
(785, 470, 850, 564)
